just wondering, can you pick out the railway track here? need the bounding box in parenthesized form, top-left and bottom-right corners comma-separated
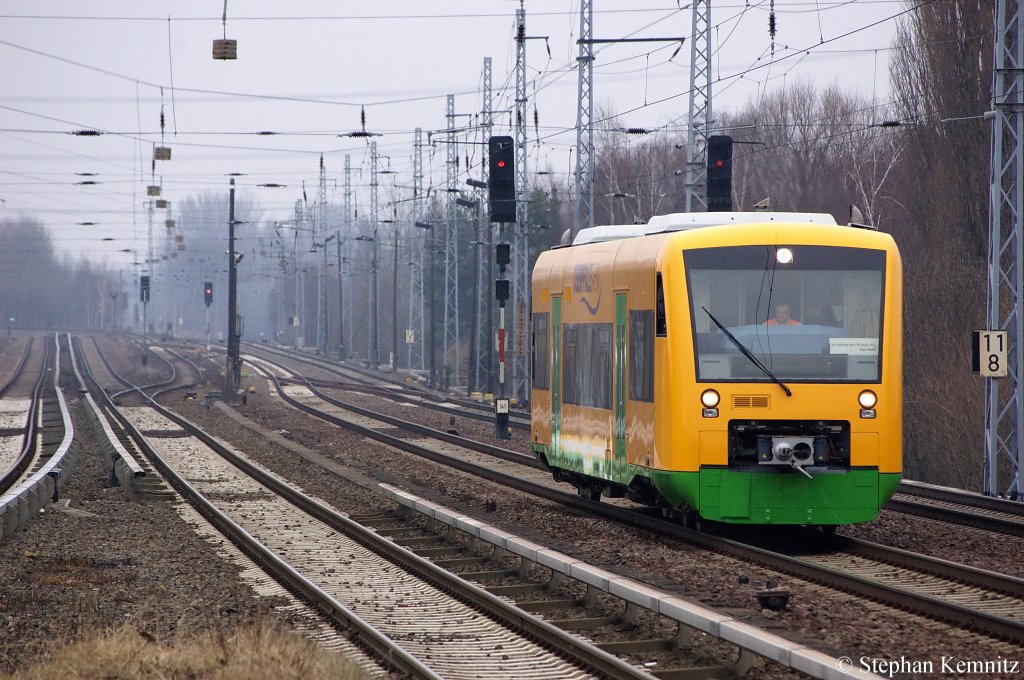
(0, 337, 42, 487)
(125, 339, 877, 676)
(238, 347, 1024, 648)
(82, 338, 670, 679)
(0, 336, 35, 399)
(238, 341, 532, 430)
(1, 335, 77, 540)
(889, 479, 1024, 536)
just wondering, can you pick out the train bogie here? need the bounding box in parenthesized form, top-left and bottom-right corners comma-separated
(531, 213, 902, 526)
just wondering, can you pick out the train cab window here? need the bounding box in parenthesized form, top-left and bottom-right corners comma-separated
(629, 310, 655, 402)
(655, 273, 667, 337)
(532, 313, 550, 390)
(684, 245, 886, 383)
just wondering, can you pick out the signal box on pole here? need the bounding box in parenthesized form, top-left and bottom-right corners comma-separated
(706, 135, 734, 212)
(488, 136, 516, 223)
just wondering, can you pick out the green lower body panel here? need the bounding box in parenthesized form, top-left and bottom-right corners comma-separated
(650, 468, 901, 525)
(532, 442, 632, 483)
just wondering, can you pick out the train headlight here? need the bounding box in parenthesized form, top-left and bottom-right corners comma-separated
(858, 390, 877, 409)
(700, 389, 720, 408)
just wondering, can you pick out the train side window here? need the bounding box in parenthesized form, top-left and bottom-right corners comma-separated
(595, 325, 612, 409)
(562, 323, 612, 409)
(563, 326, 577, 405)
(532, 313, 550, 390)
(629, 310, 654, 402)
(656, 273, 667, 337)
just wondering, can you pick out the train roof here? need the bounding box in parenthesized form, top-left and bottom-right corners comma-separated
(571, 211, 839, 245)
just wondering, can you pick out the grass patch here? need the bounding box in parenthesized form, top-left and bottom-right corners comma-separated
(2, 623, 375, 679)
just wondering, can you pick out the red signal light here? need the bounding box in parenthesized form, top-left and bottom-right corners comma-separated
(715, 159, 724, 167)
(497, 160, 506, 168)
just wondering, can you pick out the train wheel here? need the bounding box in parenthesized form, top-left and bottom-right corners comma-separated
(679, 508, 707, 532)
(577, 486, 601, 502)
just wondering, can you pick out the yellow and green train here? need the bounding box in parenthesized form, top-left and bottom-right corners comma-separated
(530, 212, 902, 526)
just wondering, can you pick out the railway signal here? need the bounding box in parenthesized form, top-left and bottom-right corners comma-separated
(204, 281, 213, 307)
(139, 275, 150, 303)
(488, 136, 516, 223)
(706, 135, 734, 212)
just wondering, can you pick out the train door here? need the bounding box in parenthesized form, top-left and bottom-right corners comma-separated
(614, 293, 627, 476)
(551, 296, 562, 458)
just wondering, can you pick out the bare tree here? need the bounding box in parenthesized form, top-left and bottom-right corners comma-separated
(724, 81, 892, 219)
(883, 0, 994, 488)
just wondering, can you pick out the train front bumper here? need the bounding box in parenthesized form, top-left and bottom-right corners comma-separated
(650, 467, 902, 525)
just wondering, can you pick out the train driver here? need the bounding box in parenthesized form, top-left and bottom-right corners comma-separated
(766, 302, 801, 326)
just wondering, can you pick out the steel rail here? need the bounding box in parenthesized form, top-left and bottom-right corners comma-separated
(250, 362, 544, 471)
(0, 336, 35, 399)
(0, 337, 53, 494)
(898, 479, 1024, 514)
(885, 496, 1024, 537)
(844, 536, 1024, 597)
(240, 341, 531, 428)
(887, 479, 1024, 536)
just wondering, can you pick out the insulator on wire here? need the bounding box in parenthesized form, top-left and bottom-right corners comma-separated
(769, 1, 777, 56)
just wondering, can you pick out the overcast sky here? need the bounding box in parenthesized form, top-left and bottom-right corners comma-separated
(0, 1, 907, 265)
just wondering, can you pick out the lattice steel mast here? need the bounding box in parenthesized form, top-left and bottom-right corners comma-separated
(985, 0, 1024, 497)
(684, 0, 712, 212)
(572, 0, 594, 240)
(473, 59, 493, 394)
(369, 141, 380, 367)
(444, 94, 462, 388)
(407, 128, 425, 371)
(342, 155, 352, 358)
(512, 6, 531, 403)
(317, 154, 328, 354)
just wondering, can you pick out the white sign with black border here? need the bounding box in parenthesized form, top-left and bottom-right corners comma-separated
(973, 329, 1008, 378)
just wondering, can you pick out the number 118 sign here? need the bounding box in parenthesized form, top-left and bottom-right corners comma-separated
(973, 330, 1008, 378)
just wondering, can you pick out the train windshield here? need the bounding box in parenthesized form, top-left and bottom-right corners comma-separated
(684, 245, 886, 383)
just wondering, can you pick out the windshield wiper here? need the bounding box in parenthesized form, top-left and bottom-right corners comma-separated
(702, 306, 792, 397)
